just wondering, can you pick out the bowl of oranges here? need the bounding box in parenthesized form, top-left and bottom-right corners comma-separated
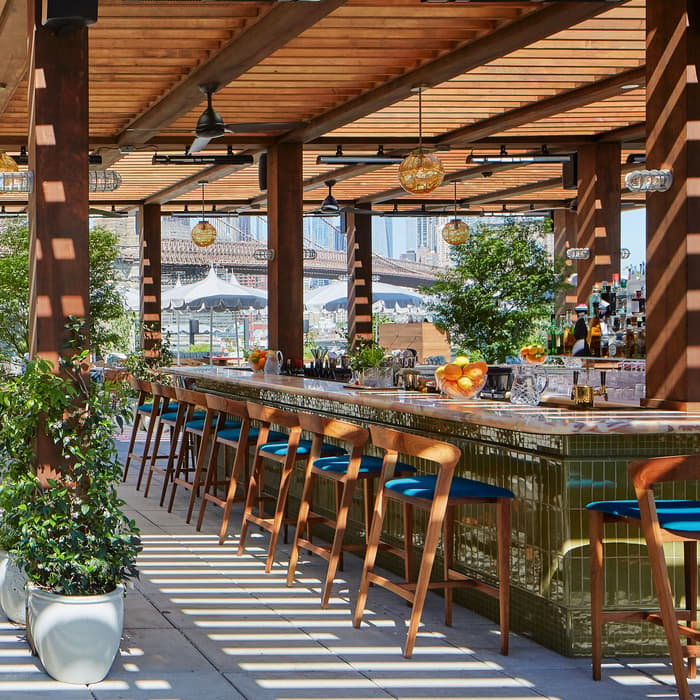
(247, 348, 268, 372)
(519, 344, 547, 365)
(434, 356, 488, 399)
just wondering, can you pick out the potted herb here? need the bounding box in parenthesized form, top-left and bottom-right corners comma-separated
(348, 339, 391, 387)
(0, 320, 141, 684)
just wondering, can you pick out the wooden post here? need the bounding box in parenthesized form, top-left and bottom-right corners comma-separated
(27, 0, 90, 478)
(575, 143, 621, 305)
(27, 1, 90, 365)
(267, 143, 303, 361)
(552, 209, 577, 315)
(139, 203, 162, 356)
(644, 0, 700, 409)
(344, 204, 373, 348)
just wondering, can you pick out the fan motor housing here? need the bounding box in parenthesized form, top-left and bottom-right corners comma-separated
(42, 0, 98, 33)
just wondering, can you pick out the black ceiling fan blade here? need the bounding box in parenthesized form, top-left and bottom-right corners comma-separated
(187, 136, 213, 155)
(223, 121, 303, 133)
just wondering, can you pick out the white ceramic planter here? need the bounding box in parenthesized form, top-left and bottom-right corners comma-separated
(0, 552, 27, 625)
(27, 583, 124, 685)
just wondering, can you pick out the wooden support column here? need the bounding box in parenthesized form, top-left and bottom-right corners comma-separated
(644, 0, 700, 409)
(27, 2, 90, 365)
(344, 205, 373, 348)
(139, 204, 162, 355)
(552, 209, 577, 315)
(267, 143, 303, 361)
(575, 143, 621, 304)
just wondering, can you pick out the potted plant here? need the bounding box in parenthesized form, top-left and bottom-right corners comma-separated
(0, 320, 141, 684)
(347, 339, 392, 387)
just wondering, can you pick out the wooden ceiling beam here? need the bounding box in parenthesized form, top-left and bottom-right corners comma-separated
(0, 0, 28, 115)
(280, 2, 622, 144)
(102, 0, 347, 165)
(437, 65, 645, 147)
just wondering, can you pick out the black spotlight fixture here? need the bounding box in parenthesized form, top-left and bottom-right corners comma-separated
(320, 180, 340, 214)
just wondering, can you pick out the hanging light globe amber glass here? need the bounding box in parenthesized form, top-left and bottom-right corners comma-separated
(191, 220, 216, 247)
(398, 149, 444, 194)
(441, 218, 470, 245)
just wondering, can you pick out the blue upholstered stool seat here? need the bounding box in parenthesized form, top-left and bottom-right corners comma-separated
(216, 427, 286, 444)
(384, 474, 515, 501)
(138, 402, 182, 416)
(259, 438, 347, 458)
(587, 499, 700, 535)
(184, 414, 236, 432)
(314, 453, 416, 476)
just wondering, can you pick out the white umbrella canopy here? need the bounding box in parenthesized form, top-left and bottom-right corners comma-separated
(305, 280, 427, 312)
(163, 267, 267, 311)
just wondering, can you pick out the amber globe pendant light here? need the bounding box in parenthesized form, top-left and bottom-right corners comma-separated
(441, 181, 470, 245)
(398, 86, 444, 195)
(191, 180, 216, 248)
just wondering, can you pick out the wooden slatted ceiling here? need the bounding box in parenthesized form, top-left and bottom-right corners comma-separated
(329, 0, 644, 141)
(163, 0, 537, 134)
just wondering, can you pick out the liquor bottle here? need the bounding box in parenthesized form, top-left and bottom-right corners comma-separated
(563, 311, 575, 354)
(547, 314, 557, 355)
(589, 284, 601, 318)
(625, 318, 636, 358)
(637, 317, 646, 357)
(556, 314, 566, 355)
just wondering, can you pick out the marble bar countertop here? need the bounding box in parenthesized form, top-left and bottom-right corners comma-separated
(167, 366, 700, 437)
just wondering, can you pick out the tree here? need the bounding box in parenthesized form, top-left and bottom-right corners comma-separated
(0, 221, 130, 360)
(424, 218, 566, 363)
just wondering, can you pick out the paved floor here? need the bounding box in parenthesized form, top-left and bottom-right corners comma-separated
(0, 431, 696, 699)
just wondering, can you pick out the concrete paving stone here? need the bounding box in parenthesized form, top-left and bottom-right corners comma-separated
(90, 671, 246, 700)
(123, 591, 174, 630)
(111, 628, 216, 677)
(223, 670, 395, 700)
(0, 678, 94, 699)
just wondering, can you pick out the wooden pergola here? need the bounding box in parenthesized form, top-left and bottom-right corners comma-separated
(0, 0, 697, 409)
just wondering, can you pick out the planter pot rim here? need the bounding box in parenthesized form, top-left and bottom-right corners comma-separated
(27, 582, 125, 604)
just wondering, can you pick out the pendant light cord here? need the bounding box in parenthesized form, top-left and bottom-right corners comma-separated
(201, 181, 206, 220)
(453, 181, 457, 218)
(418, 88, 423, 150)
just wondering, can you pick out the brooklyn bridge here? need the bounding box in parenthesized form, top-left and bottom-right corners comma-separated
(118, 238, 440, 290)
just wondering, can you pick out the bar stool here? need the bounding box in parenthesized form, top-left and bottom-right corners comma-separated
(142, 382, 201, 505)
(287, 413, 415, 607)
(353, 425, 514, 658)
(587, 454, 700, 700)
(195, 393, 285, 544)
(123, 377, 173, 487)
(237, 403, 346, 573)
(166, 387, 224, 523)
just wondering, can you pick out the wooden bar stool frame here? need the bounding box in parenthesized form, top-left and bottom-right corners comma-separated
(590, 454, 700, 700)
(196, 393, 253, 544)
(287, 414, 370, 607)
(353, 425, 511, 658)
(123, 377, 159, 487)
(237, 402, 301, 573)
(143, 382, 185, 506)
(167, 387, 215, 523)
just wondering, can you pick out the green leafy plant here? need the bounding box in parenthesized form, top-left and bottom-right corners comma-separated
(0, 319, 141, 596)
(423, 218, 567, 363)
(348, 338, 387, 372)
(123, 324, 174, 385)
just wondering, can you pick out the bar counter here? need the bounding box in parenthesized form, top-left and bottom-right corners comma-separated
(170, 366, 700, 656)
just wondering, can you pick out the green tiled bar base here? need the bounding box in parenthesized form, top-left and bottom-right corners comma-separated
(173, 368, 700, 656)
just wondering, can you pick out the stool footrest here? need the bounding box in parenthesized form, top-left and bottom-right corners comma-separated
(245, 512, 295, 532)
(203, 492, 243, 509)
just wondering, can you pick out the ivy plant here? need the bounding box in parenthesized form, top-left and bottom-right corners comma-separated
(0, 319, 141, 596)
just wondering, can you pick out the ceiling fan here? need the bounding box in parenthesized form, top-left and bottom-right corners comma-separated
(127, 82, 302, 154)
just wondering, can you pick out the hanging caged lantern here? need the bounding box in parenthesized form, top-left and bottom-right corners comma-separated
(191, 181, 216, 248)
(440, 181, 469, 245)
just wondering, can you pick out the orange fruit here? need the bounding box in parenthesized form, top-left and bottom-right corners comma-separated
(456, 376, 474, 393)
(442, 363, 463, 381)
(464, 367, 484, 382)
(471, 360, 488, 374)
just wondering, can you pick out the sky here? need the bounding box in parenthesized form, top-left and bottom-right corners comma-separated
(620, 208, 646, 271)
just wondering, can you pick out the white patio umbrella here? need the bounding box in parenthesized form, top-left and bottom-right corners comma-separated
(162, 267, 267, 364)
(305, 280, 427, 312)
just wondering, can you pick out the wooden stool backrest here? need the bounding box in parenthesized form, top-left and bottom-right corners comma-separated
(205, 393, 249, 422)
(151, 382, 177, 401)
(246, 401, 300, 430)
(298, 412, 368, 450)
(128, 375, 152, 394)
(174, 386, 208, 410)
(629, 454, 700, 491)
(370, 424, 461, 473)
